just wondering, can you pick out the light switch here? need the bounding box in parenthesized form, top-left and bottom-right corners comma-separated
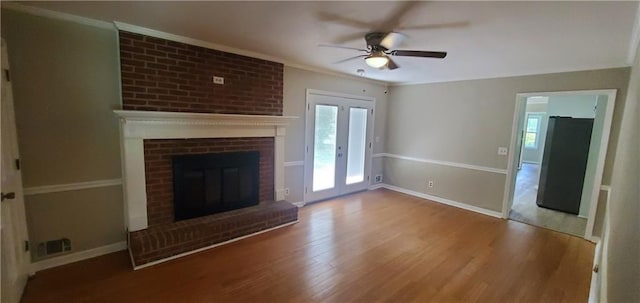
(498, 147, 508, 156)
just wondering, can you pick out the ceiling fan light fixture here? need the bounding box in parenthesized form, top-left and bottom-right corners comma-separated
(365, 54, 389, 68)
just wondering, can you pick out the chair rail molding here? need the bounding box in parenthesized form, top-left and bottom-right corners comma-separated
(23, 179, 122, 196)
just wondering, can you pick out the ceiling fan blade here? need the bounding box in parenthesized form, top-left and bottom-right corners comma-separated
(391, 50, 447, 59)
(397, 21, 470, 31)
(380, 32, 408, 49)
(386, 57, 399, 70)
(334, 55, 367, 64)
(333, 31, 369, 45)
(380, 1, 423, 31)
(316, 12, 374, 29)
(318, 44, 368, 52)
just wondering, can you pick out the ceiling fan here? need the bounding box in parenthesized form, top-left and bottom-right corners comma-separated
(317, 2, 466, 70)
(319, 32, 447, 70)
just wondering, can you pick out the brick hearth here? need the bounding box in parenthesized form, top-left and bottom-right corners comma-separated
(129, 201, 298, 266)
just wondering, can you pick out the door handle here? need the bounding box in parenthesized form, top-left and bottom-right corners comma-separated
(1, 192, 15, 202)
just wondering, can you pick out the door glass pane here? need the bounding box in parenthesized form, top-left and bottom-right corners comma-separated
(313, 105, 338, 191)
(346, 107, 368, 185)
(526, 116, 539, 132)
(525, 132, 537, 148)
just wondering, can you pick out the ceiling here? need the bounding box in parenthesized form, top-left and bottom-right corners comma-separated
(14, 1, 640, 84)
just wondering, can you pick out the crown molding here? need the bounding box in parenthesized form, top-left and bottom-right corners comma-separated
(388, 65, 631, 87)
(1, 2, 114, 30)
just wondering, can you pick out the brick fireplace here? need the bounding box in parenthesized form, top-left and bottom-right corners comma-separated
(144, 138, 274, 226)
(115, 110, 297, 268)
(115, 30, 297, 269)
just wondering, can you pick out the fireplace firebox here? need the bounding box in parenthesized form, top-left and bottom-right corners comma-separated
(172, 151, 260, 221)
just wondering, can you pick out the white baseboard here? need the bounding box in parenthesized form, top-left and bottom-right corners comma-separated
(30, 241, 127, 273)
(369, 184, 503, 219)
(368, 183, 385, 190)
(291, 201, 305, 207)
(132, 220, 299, 270)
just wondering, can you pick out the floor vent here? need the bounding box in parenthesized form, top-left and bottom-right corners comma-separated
(36, 238, 71, 257)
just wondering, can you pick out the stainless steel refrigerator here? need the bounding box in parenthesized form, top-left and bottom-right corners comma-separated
(536, 116, 593, 214)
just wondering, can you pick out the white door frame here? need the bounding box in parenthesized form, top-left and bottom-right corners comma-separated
(502, 89, 617, 241)
(519, 111, 546, 168)
(1, 39, 30, 303)
(303, 89, 375, 204)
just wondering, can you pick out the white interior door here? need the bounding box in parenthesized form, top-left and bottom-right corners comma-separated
(505, 97, 528, 216)
(304, 91, 374, 203)
(1, 39, 30, 303)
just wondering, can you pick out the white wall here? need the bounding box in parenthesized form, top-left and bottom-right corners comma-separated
(546, 95, 597, 118)
(385, 68, 630, 213)
(604, 38, 640, 303)
(579, 95, 607, 218)
(1, 9, 125, 259)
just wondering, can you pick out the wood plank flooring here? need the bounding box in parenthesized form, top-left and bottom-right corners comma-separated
(510, 163, 587, 236)
(22, 189, 595, 303)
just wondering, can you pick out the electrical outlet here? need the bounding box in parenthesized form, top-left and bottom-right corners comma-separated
(498, 147, 508, 156)
(428, 180, 434, 188)
(284, 188, 290, 196)
(213, 76, 224, 85)
(374, 175, 383, 183)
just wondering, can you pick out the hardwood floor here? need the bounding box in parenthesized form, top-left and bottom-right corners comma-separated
(22, 189, 594, 303)
(510, 163, 587, 236)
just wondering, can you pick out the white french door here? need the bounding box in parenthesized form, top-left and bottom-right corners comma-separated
(304, 90, 374, 203)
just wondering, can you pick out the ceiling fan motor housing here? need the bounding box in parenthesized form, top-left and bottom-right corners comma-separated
(365, 32, 390, 51)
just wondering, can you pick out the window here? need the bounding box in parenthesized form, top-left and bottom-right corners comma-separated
(524, 114, 542, 149)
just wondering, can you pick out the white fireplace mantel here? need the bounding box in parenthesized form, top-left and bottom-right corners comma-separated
(114, 110, 297, 231)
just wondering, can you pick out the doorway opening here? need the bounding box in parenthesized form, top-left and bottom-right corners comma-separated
(503, 90, 616, 240)
(304, 89, 374, 203)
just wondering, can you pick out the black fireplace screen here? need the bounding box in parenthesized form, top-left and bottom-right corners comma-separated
(172, 151, 259, 221)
